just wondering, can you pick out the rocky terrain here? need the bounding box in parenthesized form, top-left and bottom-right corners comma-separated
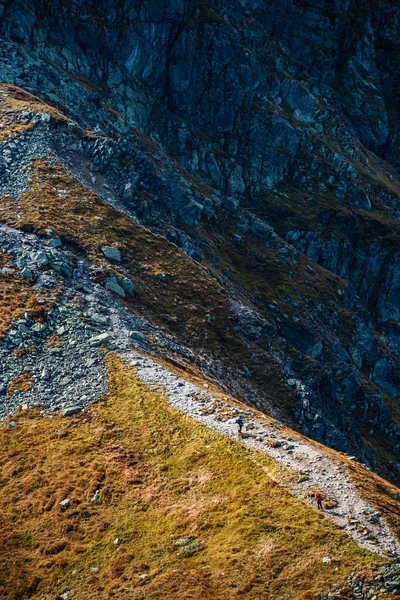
(317, 561, 400, 600)
(0, 1, 400, 598)
(0, 0, 400, 480)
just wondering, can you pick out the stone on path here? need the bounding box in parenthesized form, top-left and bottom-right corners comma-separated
(129, 331, 146, 344)
(75, 283, 93, 294)
(89, 332, 110, 347)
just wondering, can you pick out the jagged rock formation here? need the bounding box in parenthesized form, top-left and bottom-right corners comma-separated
(0, 1, 400, 483)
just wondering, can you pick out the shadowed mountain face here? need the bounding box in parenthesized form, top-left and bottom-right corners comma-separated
(0, 0, 400, 481)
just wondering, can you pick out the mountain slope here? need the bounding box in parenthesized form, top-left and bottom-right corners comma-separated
(0, 85, 399, 599)
(0, 2, 400, 598)
(1, 1, 400, 476)
(0, 354, 393, 600)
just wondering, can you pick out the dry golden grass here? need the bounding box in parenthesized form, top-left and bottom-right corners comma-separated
(0, 271, 56, 337)
(348, 461, 400, 544)
(156, 350, 400, 539)
(46, 335, 63, 348)
(0, 231, 58, 337)
(0, 84, 70, 123)
(0, 354, 386, 600)
(0, 240, 56, 336)
(0, 118, 34, 142)
(0, 251, 10, 269)
(141, 350, 400, 540)
(6, 370, 33, 395)
(0, 84, 70, 142)
(12, 347, 33, 359)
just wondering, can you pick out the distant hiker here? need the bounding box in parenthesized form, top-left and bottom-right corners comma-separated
(73, 268, 80, 280)
(236, 415, 244, 435)
(316, 493, 323, 510)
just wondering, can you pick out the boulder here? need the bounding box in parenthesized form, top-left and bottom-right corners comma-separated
(89, 332, 110, 347)
(21, 267, 33, 278)
(223, 196, 239, 215)
(60, 264, 73, 278)
(75, 283, 93, 294)
(120, 277, 135, 296)
(175, 537, 192, 547)
(347, 184, 372, 211)
(34, 251, 49, 268)
(238, 221, 250, 234)
(279, 320, 316, 354)
(48, 238, 62, 248)
(91, 489, 101, 502)
(342, 371, 361, 404)
(121, 182, 136, 206)
(63, 405, 83, 417)
(251, 219, 274, 239)
(372, 360, 400, 399)
(90, 314, 109, 327)
(179, 200, 203, 226)
(242, 364, 252, 378)
(105, 277, 126, 297)
(282, 79, 315, 123)
(129, 331, 146, 344)
(183, 543, 203, 554)
(102, 246, 121, 262)
(189, 249, 202, 263)
(310, 342, 323, 358)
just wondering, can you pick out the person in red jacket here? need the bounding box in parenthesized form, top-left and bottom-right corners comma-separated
(315, 493, 323, 510)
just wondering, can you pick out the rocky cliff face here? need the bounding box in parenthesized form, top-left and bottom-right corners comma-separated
(0, 0, 400, 482)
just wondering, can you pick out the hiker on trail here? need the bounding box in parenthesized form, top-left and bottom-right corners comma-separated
(316, 493, 323, 510)
(236, 415, 244, 435)
(73, 267, 80, 279)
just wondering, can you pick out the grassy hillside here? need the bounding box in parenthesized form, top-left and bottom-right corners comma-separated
(0, 354, 385, 600)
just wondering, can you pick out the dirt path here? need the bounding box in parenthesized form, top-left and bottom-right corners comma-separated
(131, 351, 399, 558)
(88, 294, 399, 558)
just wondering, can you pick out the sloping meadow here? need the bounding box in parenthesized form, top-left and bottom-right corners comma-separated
(0, 354, 384, 600)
